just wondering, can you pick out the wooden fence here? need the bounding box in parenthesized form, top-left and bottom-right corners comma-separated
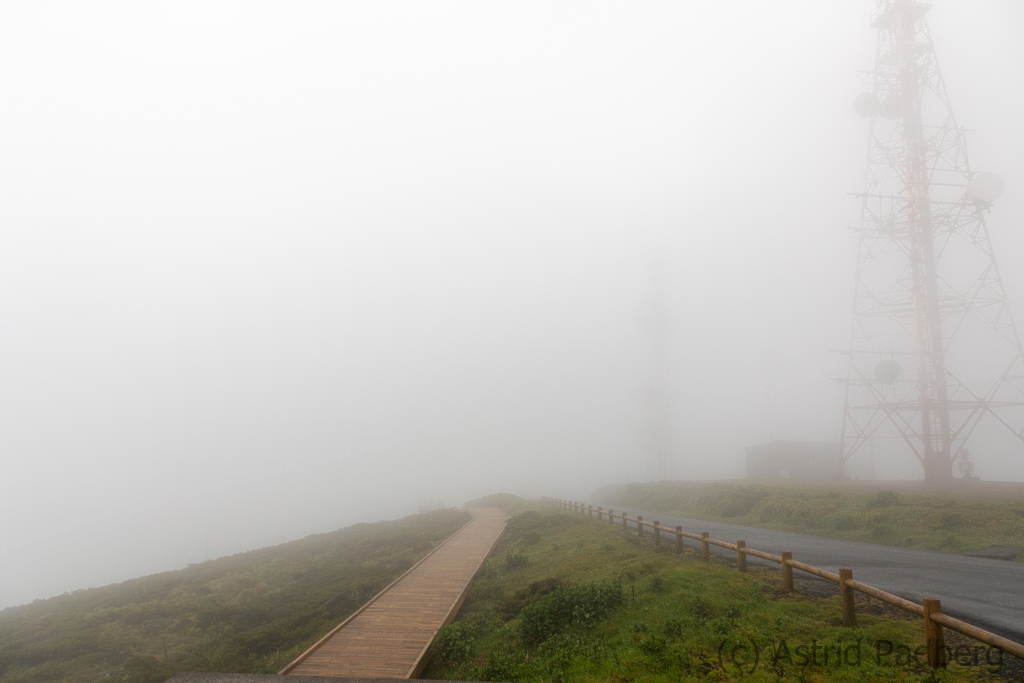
(543, 496, 1024, 669)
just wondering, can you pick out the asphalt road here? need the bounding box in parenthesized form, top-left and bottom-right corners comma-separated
(586, 502, 1024, 642)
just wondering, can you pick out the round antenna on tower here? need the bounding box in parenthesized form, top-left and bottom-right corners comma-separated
(854, 92, 878, 117)
(967, 172, 1004, 203)
(875, 359, 903, 384)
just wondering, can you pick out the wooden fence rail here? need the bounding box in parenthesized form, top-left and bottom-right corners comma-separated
(542, 496, 1024, 668)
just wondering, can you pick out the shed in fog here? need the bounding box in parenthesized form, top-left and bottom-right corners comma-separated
(745, 440, 842, 480)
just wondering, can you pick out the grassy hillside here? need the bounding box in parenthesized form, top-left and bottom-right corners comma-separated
(0, 509, 469, 683)
(423, 508, 1003, 683)
(593, 481, 1024, 556)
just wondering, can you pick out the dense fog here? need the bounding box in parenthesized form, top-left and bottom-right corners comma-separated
(1, 1, 1023, 609)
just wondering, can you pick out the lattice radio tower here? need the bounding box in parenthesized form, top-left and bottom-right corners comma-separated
(840, 0, 1024, 481)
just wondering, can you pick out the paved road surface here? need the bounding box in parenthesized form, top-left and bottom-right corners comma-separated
(588, 502, 1024, 641)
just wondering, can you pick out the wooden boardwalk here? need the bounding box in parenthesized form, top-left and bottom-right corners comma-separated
(281, 508, 508, 679)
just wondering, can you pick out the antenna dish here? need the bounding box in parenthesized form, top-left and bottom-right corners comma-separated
(854, 92, 877, 117)
(968, 172, 1004, 203)
(875, 359, 903, 384)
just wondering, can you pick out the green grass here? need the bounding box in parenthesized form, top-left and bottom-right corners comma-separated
(593, 481, 1024, 556)
(0, 509, 469, 683)
(422, 508, 1004, 683)
(5, 495, 1012, 683)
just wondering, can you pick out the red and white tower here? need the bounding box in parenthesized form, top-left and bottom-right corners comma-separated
(840, 0, 1024, 481)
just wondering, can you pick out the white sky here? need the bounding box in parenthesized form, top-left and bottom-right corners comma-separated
(1, 1, 1023, 609)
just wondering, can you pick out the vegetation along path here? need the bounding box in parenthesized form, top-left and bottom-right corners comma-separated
(588, 501, 1024, 641)
(280, 507, 508, 679)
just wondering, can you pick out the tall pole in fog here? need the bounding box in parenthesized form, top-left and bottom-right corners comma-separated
(644, 253, 673, 482)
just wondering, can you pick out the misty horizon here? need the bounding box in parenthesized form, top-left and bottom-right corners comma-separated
(2, 0, 1023, 610)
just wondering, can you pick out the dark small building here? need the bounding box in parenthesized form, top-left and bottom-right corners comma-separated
(745, 440, 842, 480)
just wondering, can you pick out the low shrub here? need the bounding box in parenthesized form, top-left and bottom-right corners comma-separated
(430, 622, 477, 667)
(865, 490, 899, 508)
(479, 651, 526, 681)
(934, 511, 965, 530)
(831, 512, 860, 531)
(497, 577, 562, 619)
(504, 552, 530, 571)
(690, 596, 712, 621)
(662, 617, 687, 638)
(518, 581, 624, 645)
(471, 582, 504, 601)
(718, 490, 764, 517)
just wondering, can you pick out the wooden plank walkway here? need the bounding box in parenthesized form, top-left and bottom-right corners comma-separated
(281, 508, 508, 679)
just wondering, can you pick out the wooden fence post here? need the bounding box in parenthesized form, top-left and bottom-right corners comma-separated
(701, 532, 710, 560)
(654, 522, 661, 546)
(637, 516, 644, 537)
(781, 551, 793, 592)
(839, 568, 856, 626)
(588, 504, 593, 518)
(597, 506, 602, 521)
(675, 526, 683, 553)
(923, 598, 946, 669)
(737, 541, 746, 572)
(622, 513, 628, 531)
(608, 509, 615, 524)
